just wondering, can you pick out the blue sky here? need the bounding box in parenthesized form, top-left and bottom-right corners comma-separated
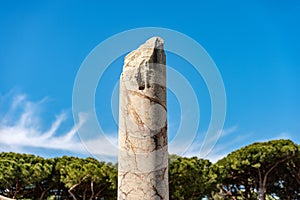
(0, 1, 299, 162)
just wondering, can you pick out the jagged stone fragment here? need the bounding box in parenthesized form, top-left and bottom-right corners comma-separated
(118, 37, 168, 200)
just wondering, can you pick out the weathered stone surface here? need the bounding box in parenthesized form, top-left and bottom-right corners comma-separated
(118, 37, 168, 200)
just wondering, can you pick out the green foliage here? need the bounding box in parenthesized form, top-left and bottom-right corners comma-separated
(267, 144, 300, 199)
(169, 156, 213, 199)
(0, 152, 54, 199)
(56, 156, 117, 199)
(0, 139, 299, 199)
(0, 153, 117, 200)
(212, 139, 300, 199)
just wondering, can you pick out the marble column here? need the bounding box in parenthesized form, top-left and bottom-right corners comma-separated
(118, 37, 168, 200)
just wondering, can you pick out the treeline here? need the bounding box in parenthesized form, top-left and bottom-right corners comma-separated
(169, 139, 300, 200)
(0, 154, 117, 200)
(0, 139, 300, 199)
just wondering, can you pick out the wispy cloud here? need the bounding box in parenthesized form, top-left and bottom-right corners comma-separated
(267, 132, 293, 141)
(0, 93, 81, 152)
(169, 125, 238, 160)
(0, 92, 118, 161)
(1, 92, 294, 164)
(187, 129, 296, 163)
(173, 125, 239, 163)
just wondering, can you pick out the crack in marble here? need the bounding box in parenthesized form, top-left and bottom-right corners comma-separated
(118, 37, 168, 200)
(153, 185, 163, 200)
(128, 90, 166, 111)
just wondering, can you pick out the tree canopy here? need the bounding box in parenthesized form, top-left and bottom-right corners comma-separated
(212, 139, 299, 199)
(0, 139, 299, 199)
(0, 153, 117, 200)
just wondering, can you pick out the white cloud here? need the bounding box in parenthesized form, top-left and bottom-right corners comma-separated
(194, 130, 296, 163)
(82, 134, 118, 159)
(2, 92, 235, 163)
(0, 94, 87, 157)
(0, 94, 80, 152)
(2, 92, 294, 164)
(11, 94, 26, 110)
(0, 92, 118, 161)
(172, 125, 239, 163)
(268, 132, 293, 141)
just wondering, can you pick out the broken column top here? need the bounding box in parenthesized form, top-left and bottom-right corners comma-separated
(118, 36, 168, 200)
(123, 37, 165, 69)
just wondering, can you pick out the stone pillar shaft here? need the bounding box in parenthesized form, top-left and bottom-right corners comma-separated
(118, 37, 168, 200)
